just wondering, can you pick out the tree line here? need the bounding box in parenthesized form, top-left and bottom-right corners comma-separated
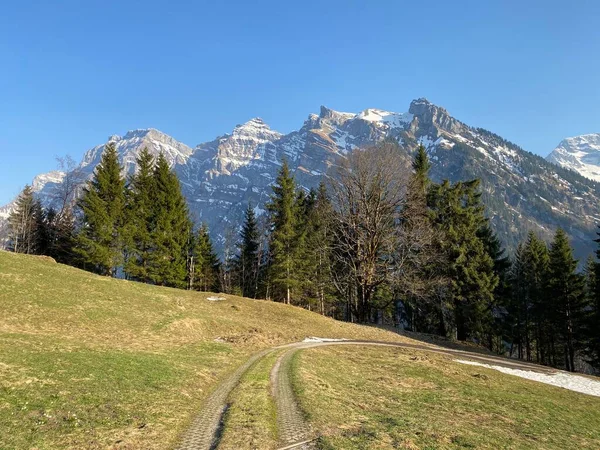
(6, 140, 600, 373)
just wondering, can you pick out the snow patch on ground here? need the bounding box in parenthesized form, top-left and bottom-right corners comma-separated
(455, 359, 600, 397)
(207, 296, 226, 301)
(303, 337, 348, 343)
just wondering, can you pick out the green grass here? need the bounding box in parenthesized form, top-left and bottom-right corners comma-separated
(0, 251, 411, 449)
(293, 345, 600, 450)
(218, 351, 282, 450)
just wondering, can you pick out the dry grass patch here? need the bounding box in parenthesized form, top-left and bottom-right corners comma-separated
(294, 345, 600, 450)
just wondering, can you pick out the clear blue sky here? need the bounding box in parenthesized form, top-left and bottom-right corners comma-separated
(1, 0, 599, 204)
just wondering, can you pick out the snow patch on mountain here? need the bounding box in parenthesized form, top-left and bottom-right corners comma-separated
(357, 108, 413, 128)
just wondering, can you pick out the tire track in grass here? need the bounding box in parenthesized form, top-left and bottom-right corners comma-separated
(176, 339, 558, 449)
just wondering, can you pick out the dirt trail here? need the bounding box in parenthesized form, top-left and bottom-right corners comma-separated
(175, 339, 557, 450)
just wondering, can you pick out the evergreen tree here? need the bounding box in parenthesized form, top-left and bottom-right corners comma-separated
(8, 185, 40, 254)
(292, 188, 314, 308)
(401, 145, 444, 333)
(234, 204, 260, 298)
(520, 232, 549, 363)
(506, 243, 528, 359)
(583, 254, 597, 365)
(191, 223, 220, 292)
(44, 206, 76, 264)
(547, 228, 586, 371)
(429, 179, 498, 341)
(266, 160, 300, 304)
(123, 148, 155, 282)
(478, 222, 511, 351)
(585, 244, 600, 369)
(304, 183, 335, 315)
(412, 144, 431, 192)
(76, 144, 126, 276)
(147, 153, 191, 288)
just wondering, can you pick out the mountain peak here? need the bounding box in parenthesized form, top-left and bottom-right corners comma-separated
(408, 98, 462, 133)
(547, 133, 600, 182)
(318, 106, 356, 123)
(232, 118, 282, 138)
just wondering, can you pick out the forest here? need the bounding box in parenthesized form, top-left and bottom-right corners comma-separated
(6, 140, 600, 373)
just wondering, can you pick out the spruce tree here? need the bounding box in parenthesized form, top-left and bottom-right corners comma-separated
(293, 189, 314, 308)
(401, 144, 442, 333)
(234, 204, 260, 298)
(478, 222, 511, 351)
(147, 153, 191, 288)
(522, 232, 550, 363)
(305, 183, 334, 314)
(266, 160, 300, 304)
(429, 179, 498, 341)
(191, 223, 220, 292)
(589, 229, 600, 370)
(507, 243, 528, 359)
(45, 206, 76, 264)
(547, 228, 585, 371)
(123, 148, 155, 282)
(585, 244, 600, 369)
(76, 143, 125, 276)
(412, 144, 431, 191)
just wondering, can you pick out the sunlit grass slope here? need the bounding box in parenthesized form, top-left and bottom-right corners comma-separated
(0, 251, 410, 449)
(294, 345, 600, 450)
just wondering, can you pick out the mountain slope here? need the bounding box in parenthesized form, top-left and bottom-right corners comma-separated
(3, 99, 599, 258)
(547, 133, 600, 182)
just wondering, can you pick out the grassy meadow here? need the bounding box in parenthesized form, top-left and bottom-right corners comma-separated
(0, 250, 409, 449)
(293, 345, 600, 450)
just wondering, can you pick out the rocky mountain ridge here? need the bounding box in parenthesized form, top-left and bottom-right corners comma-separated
(3, 99, 599, 258)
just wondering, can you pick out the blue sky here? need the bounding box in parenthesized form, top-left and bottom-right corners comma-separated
(1, 0, 599, 204)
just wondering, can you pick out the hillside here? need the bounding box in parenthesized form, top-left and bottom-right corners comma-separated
(3, 99, 600, 258)
(0, 250, 411, 449)
(1, 251, 600, 449)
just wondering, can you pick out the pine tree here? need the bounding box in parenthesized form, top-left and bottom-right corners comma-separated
(234, 204, 260, 298)
(123, 148, 155, 282)
(547, 228, 586, 371)
(147, 153, 191, 288)
(191, 223, 220, 292)
(8, 185, 40, 254)
(266, 160, 300, 304)
(76, 143, 126, 276)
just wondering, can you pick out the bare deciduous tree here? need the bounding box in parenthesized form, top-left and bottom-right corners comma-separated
(329, 141, 408, 322)
(51, 155, 85, 216)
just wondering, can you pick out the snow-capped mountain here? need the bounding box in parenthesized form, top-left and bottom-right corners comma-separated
(547, 134, 600, 182)
(80, 128, 193, 176)
(3, 99, 600, 259)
